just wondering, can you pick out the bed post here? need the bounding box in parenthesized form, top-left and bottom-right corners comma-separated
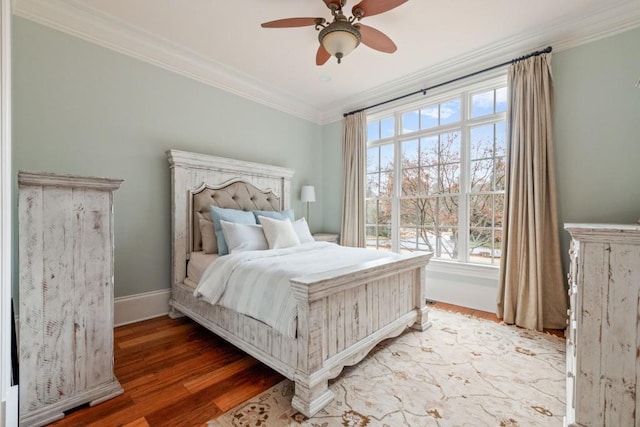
(290, 288, 333, 417)
(410, 263, 431, 331)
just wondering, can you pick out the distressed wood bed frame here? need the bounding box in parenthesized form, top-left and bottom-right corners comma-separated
(167, 149, 432, 417)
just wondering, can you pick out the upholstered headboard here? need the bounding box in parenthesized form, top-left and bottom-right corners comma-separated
(167, 149, 295, 286)
(191, 179, 280, 252)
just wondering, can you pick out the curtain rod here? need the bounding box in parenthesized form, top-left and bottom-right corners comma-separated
(343, 46, 552, 117)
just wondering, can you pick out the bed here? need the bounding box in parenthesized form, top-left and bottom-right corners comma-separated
(167, 149, 432, 417)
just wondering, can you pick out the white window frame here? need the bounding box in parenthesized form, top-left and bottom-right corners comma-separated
(365, 74, 508, 272)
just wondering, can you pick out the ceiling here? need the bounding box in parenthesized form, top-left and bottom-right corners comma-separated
(13, 0, 640, 123)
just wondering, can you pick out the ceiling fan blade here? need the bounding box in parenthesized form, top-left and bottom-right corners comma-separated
(316, 45, 331, 65)
(352, 0, 408, 18)
(261, 17, 322, 28)
(357, 24, 397, 53)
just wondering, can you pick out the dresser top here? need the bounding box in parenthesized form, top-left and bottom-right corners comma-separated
(565, 223, 640, 242)
(565, 223, 640, 231)
(18, 171, 123, 190)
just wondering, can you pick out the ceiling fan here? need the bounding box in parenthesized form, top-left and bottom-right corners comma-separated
(261, 0, 408, 65)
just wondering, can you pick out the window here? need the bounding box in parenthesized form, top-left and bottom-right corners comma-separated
(366, 79, 507, 265)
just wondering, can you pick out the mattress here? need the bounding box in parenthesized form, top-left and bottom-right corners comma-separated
(186, 251, 218, 286)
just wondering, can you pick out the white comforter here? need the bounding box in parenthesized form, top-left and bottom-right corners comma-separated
(194, 242, 400, 338)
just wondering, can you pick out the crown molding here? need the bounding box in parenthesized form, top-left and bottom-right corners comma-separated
(13, 0, 640, 126)
(13, 0, 323, 123)
(321, 0, 640, 123)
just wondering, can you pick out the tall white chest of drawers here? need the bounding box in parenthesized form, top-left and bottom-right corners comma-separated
(18, 172, 124, 427)
(564, 223, 640, 427)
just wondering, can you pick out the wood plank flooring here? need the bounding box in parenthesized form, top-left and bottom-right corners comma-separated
(47, 302, 564, 426)
(48, 316, 283, 427)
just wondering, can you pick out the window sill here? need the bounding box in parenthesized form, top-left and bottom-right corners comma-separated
(426, 259, 500, 280)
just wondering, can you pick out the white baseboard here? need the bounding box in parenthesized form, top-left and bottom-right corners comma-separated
(425, 268, 499, 313)
(1, 385, 18, 427)
(114, 289, 171, 327)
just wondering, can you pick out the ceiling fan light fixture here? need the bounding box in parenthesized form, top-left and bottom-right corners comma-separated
(319, 21, 361, 63)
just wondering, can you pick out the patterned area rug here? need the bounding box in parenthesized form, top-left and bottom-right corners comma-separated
(208, 309, 565, 427)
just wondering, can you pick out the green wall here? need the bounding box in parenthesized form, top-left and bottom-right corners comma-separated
(554, 27, 640, 267)
(12, 17, 324, 298)
(12, 14, 640, 302)
(321, 120, 343, 233)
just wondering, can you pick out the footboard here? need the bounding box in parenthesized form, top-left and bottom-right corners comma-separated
(289, 252, 432, 417)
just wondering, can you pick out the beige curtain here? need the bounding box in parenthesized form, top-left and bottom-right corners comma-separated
(497, 53, 567, 331)
(340, 112, 366, 247)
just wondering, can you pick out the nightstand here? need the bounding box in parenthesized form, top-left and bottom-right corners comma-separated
(313, 233, 340, 244)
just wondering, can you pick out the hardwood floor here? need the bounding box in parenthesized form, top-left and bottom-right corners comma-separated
(47, 302, 564, 426)
(48, 316, 283, 427)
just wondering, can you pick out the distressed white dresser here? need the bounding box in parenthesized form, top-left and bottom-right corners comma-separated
(564, 223, 640, 427)
(18, 172, 123, 427)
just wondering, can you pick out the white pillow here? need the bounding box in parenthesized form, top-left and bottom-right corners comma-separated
(258, 216, 301, 249)
(220, 220, 268, 253)
(292, 217, 314, 244)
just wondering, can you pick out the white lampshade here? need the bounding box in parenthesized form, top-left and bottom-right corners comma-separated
(318, 21, 361, 63)
(322, 30, 359, 58)
(301, 185, 316, 203)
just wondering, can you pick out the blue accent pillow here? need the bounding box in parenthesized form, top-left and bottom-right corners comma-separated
(253, 209, 295, 223)
(210, 206, 256, 255)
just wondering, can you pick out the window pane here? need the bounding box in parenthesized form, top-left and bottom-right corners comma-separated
(440, 131, 461, 162)
(495, 121, 506, 157)
(402, 167, 419, 196)
(440, 163, 460, 193)
(417, 197, 436, 226)
(367, 121, 379, 142)
(380, 144, 394, 171)
(494, 194, 504, 227)
(400, 199, 419, 226)
(470, 124, 494, 160)
(469, 195, 492, 228)
(401, 139, 419, 163)
(440, 99, 461, 125)
(420, 166, 438, 195)
(421, 228, 438, 254)
(494, 229, 503, 259)
(378, 199, 392, 225)
(469, 227, 493, 262)
(367, 147, 379, 173)
(377, 226, 392, 249)
(402, 111, 419, 134)
(365, 225, 377, 239)
(379, 171, 393, 197)
(366, 200, 377, 224)
(427, 226, 457, 260)
(399, 227, 416, 251)
(420, 136, 438, 166)
(495, 87, 507, 113)
(366, 173, 380, 197)
(420, 105, 438, 129)
(438, 196, 458, 227)
(471, 90, 494, 118)
(381, 117, 395, 138)
(470, 159, 493, 192)
(494, 157, 506, 191)
(400, 227, 433, 253)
